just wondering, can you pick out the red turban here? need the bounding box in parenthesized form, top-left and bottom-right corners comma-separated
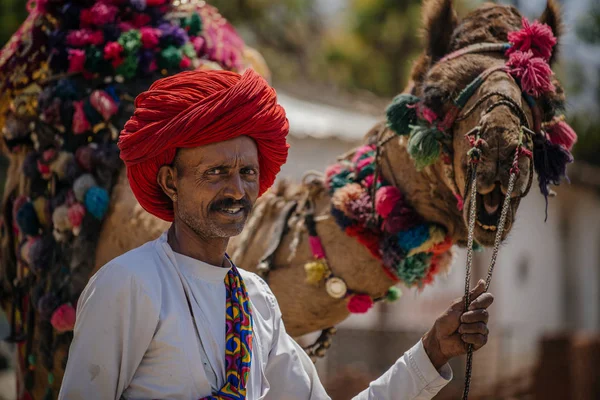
(118, 69, 289, 221)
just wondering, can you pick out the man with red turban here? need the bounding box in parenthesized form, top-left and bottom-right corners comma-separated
(59, 69, 493, 399)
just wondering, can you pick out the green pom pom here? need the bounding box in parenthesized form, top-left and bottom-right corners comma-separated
(396, 253, 431, 286)
(183, 12, 203, 36)
(386, 286, 402, 302)
(408, 124, 443, 170)
(159, 45, 183, 70)
(118, 30, 142, 54)
(386, 94, 420, 136)
(116, 54, 139, 80)
(182, 43, 196, 59)
(329, 169, 353, 193)
(85, 46, 109, 74)
(473, 241, 484, 252)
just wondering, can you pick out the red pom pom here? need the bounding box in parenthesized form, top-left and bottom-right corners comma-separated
(546, 118, 577, 151)
(347, 294, 374, 314)
(507, 50, 555, 97)
(140, 27, 160, 49)
(68, 49, 86, 73)
(180, 56, 192, 69)
(51, 303, 76, 333)
(375, 186, 403, 218)
(72, 101, 91, 134)
(68, 203, 86, 228)
(506, 17, 557, 61)
(104, 41, 123, 60)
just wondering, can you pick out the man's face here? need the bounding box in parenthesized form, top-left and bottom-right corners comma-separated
(171, 136, 260, 239)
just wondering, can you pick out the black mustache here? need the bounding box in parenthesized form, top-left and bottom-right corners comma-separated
(210, 198, 252, 211)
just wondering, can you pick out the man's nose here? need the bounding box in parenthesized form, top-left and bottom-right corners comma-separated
(223, 173, 245, 200)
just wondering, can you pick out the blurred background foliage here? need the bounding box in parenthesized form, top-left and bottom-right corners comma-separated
(1, 0, 599, 165)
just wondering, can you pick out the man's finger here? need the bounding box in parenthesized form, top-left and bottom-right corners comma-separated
(468, 293, 494, 311)
(469, 279, 486, 301)
(451, 280, 486, 311)
(461, 333, 487, 349)
(458, 322, 488, 336)
(461, 309, 489, 324)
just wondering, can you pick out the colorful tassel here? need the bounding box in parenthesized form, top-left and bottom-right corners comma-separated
(407, 124, 443, 170)
(386, 93, 420, 136)
(347, 294, 374, 314)
(396, 253, 431, 286)
(506, 17, 557, 61)
(507, 50, 555, 97)
(533, 136, 573, 218)
(84, 186, 110, 219)
(375, 186, 403, 218)
(50, 304, 76, 333)
(16, 202, 40, 236)
(386, 286, 402, 302)
(72, 101, 91, 134)
(304, 260, 329, 285)
(73, 174, 98, 202)
(544, 115, 577, 151)
(90, 90, 119, 121)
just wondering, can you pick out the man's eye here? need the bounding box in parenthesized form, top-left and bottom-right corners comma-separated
(242, 168, 257, 175)
(207, 168, 224, 175)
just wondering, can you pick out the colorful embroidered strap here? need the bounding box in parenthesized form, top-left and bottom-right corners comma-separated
(201, 265, 253, 400)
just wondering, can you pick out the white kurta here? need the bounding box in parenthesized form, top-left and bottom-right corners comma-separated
(59, 232, 452, 400)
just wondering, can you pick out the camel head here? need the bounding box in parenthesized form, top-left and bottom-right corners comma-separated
(389, 0, 574, 247)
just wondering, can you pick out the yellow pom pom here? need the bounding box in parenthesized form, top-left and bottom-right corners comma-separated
(304, 260, 329, 285)
(33, 197, 49, 227)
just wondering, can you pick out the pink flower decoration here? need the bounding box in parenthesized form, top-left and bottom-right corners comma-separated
(180, 56, 192, 69)
(506, 17, 557, 61)
(68, 203, 86, 228)
(104, 41, 123, 60)
(507, 50, 555, 97)
(192, 36, 206, 54)
(37, 160, 51, 177)
(90, 90, 119, 120)
(50, 304, 76, 333)
(132, 13, 152, 28)
(72, 101, 91, 134)
(375, 186, 403, 218)
(140, 27, 160, 49)
(347, 294, 374, 314)
(68, 49, 86, 73)
(90, 3, 119, 26)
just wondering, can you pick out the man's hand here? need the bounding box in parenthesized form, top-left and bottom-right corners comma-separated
(422, 279, 494, 370)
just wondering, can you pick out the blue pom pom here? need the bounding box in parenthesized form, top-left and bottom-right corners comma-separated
(396, 224, 430, 253)
(330, 206, 355, 230)
(16, 202, 40, 236)
(84, 186, 109, 219)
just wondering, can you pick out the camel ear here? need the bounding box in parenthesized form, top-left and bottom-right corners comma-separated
(540, 0, 563, 65)
(422, 0, 458, 62)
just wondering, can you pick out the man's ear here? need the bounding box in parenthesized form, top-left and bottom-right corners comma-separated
(157, 164, 178, 202)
